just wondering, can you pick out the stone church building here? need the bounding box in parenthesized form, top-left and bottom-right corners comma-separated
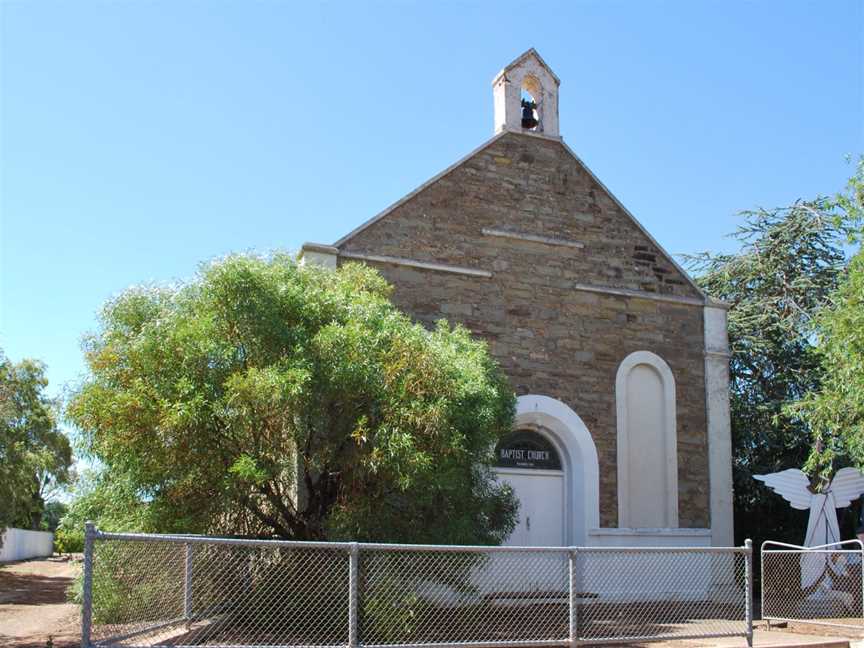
(301, 50, 733, 548)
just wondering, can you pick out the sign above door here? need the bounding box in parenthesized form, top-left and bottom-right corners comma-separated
(495, 430, 562, 470)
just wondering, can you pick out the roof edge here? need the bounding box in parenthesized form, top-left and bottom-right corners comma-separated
(301, 242, 339, 255)
(491, 48, 561, 86)
(332, 129, 708, 304)
(333, 130, 510, 248)
(557, 138, 708, 302)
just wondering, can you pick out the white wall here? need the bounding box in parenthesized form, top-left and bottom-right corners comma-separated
(588, 527, 712, 547)
(704, 302, 735, 547)
(0, 527, 54, 562)
(577, 548, 737, 602)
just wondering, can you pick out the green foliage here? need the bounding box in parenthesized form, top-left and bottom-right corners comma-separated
(360, 551, 482, 642)
(686, 163, 862, 545)
(40, 500, 67, 532)
(53, 527, 84, 554)
(60, 469, 150, 534)
(68, 253, 517, 543)
(363, 579, 429, 642)
(0, 352, 72, 534)
(67, 541, 183, 624)
(799, 251, 864, 465)
(794, 162, 864, 480)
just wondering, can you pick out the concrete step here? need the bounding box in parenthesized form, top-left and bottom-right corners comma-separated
(777, 621, 864, 640)
(622, 629, 853, 647)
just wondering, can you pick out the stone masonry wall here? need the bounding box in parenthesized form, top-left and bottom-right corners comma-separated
(336, 131, 709, 528)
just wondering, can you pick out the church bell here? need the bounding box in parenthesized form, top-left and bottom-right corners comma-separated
(521, 99, 538, 130)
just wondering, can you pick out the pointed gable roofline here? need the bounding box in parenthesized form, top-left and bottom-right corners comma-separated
(555, 137, 709, 302)
(492, 48, 560, 86)
(321, 130, 708, 302)
(333, 131, 506, 247)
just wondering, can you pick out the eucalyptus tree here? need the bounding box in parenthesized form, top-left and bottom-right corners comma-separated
(0, 353, 72, 532)
(68, 254, 517, 543)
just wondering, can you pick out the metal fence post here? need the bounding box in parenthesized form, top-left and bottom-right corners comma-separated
(569, 548, 578, 647)
(745, 539, 754, 647)
(761, 541, 769, 631)
(81, 521, 96, 648)
(184, 542, 194, 620)
(348, 542, 359, 648)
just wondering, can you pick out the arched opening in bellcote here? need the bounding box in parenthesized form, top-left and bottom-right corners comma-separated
(520, 75, 542, 131)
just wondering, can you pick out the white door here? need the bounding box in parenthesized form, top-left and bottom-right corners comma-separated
(497, 469, 565, 547)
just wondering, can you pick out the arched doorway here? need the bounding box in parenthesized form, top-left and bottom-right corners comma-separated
(495, 429, 565, 546)
(496, 395, 600, 547)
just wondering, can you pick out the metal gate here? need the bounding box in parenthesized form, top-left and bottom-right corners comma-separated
(762, 540, 864, 630)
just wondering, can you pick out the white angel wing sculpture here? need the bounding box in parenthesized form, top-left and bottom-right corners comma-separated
(755, 467, 864, 590)
(828, 467, 864, 508)
(754, 469, 812, 510)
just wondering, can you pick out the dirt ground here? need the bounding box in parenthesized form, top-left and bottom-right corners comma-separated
(0, 556, 81, 648)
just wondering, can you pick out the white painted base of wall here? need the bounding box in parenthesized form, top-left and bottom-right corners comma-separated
(588, 527, 713, 547)
(0, 528, 54, 562)
(583, 528, 727, 602)
(454, 528, 723, 604)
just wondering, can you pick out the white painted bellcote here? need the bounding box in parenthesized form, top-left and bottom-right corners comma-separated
(493, 48, 560, 138)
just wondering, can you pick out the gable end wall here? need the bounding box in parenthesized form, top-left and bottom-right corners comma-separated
(337, 132, 710, 528)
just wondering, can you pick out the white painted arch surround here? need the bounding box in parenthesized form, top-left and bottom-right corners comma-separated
(616, 351, 679, 529)
(515, 394, 600, 546)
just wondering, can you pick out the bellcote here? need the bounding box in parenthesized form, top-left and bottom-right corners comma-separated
(492, 49, 560, 138)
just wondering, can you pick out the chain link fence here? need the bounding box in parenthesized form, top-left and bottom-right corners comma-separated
(82, 524, 753, 647)
(762, 540, 864, 630)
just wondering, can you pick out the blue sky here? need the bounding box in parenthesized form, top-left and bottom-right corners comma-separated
(1, 1, 862, 401)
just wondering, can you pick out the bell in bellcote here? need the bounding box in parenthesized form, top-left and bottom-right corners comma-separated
(521, 98, 538, 129)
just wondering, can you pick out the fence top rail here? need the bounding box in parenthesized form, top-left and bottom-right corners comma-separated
(91, 529, 750, 553)
(762, 549, 864, 555)
(762, 539, 864, 553)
